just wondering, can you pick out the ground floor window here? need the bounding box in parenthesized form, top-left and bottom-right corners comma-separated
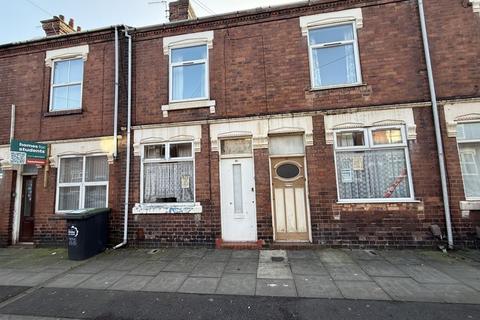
(142, 142, 194, 204)
(56, 155, 109, 212)
(457, 122, 480, 200)
(334, 126, 413, 201)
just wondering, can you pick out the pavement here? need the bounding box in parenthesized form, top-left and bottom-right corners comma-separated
(0, 247, 479, 319)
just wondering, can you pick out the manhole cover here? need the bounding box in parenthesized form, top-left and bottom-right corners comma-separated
(271, 256, 284, 262)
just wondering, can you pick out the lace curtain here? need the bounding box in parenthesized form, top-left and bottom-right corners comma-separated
(144, 161, 194, 203)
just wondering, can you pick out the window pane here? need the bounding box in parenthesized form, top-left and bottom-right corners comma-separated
(457, 123, 480, 141)
(52, 86, 68, 110)
(85, 156, 108, 182)
(69, 59, 84, 82)
(53, 60, 69, 84)
(58, 186, 80, 210)
(336, 149, 411, 199)
(170, 143, 192, 158)
(143, 161, 194, 203)
(67, 84, 82, 109)
(84, 185, 107, 208)
(372, 129, 403, 145)
(336, 131, 365, 147)
(233, 164, 243, 214)
(269, 135, 304, 155)
(171, 45, 207, 63)
(59, 157, 83, 183)
(145, 145, 166, 159)
(458, 143, 480, 198)
(312, 44, 357, 87)
(309, 24, 354, 45)
(172, 64, 206, 100)
(221, 138, 252, 155)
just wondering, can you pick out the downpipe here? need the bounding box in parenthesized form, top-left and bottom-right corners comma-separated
(417, 0, 454, 249)
(113, 26, 119, 159)
(114, 27, 132, 250)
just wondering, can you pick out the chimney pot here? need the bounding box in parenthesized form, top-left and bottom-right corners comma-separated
(77, 26, 81, 32)
(68, 18, 74, 28)
(40, 15, 77, 36)
(59, 14, 64, 21)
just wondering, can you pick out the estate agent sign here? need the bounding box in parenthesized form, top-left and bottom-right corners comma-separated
(10, 139, 48, 165)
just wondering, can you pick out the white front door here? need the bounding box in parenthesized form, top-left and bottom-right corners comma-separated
(220, 157, 257, 241)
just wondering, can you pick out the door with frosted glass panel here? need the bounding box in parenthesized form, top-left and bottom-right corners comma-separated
(220, 156, 257, 242)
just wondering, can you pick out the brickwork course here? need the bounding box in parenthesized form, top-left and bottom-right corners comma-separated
(0, 0, 479, 248)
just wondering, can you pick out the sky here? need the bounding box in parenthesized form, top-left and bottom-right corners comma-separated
(0, 0, 303, 45)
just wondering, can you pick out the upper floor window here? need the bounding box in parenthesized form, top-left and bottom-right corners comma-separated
(308, 23, 361, 89)
(50, 58, 84, 111)
(457, 122, 480, 200)
(334, 126, 414, 202)
(170, 44, 208, 102)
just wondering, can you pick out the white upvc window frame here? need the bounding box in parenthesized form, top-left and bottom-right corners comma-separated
(140, 141, 196, 204)
(168, 44, 210, 104)
(55, 154, 109, 213)
(456, 121, 480, 201)
(333, 125, 415, 203)
(307, 21, 362, 90)
(49, 57, 84, 112)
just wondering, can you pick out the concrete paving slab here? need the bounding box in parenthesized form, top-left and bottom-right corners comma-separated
(0, 272, 32, 286)
(109, 275, 153, 291)
(45, 273, 92, 288)
(224, 259, 258, 274)
(69, 260, 113, 274)
(190, 261, 226, 278)
(398, 264, 459, 284)
(163, 258, 201, 273)
(326, 264, 371, 281)
(106, 258, 146, 272)
(335, 280, 391, 300)
(424, 283, 480, 304)
(374, 277, 443, 302)
(317, 250, 355, 265)
(259, 250, 287, 263)
(289, 260, 327, 275)
(255, 279, 297, 297)
(77, 270, 127, 289)
(215, 274, 256, 296)
(142, 272, 188, 292)
(294, 275, 342, 299)
(231, 250, 259, 260)
(257, 263, 292, 279)
(358, 260, 407, 277)
(178, 249, 207, 259)
(346, 249, 384, 261)
(286, 250, 317, 260)
(460, 279, 480, 291)
(202, 249, 232, 262)
(178, 277, 219, 294)
(379, 250, 426, 265)
(15, 272, 59, 287)
(128, 261, 168, 276)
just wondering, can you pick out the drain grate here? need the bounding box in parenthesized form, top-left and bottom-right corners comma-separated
(271, 256, 285, 262)
(147, 249, 159, 255)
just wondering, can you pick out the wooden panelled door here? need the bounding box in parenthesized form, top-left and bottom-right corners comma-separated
(19, 175, 36, 242)
(271, 157, 309, 241)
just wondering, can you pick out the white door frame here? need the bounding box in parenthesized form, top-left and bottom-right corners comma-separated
(11, 167, 23, 244)
(219, 154, 257, 242)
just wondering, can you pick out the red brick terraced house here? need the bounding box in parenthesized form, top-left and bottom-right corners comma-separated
(0, 0, 479, 249)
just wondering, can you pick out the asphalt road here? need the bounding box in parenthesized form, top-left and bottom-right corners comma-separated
(0, 287, 479, 320)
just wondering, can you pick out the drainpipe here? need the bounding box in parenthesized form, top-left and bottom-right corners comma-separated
(10, 104, 15, 142)
(113, 26, 119, 159)
(114, 27, 132, 249)
(417, 0, 454, 249)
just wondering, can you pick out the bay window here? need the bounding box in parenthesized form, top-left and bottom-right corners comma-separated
(169, 45, 208, 102)
(334, 126, 414, 202)
(56, 155, 108, 212)
(142, 142, 195, 203)
(307, 22, 361, 89)
(457, 122, 480, 199)
(50, 58, 84, 111)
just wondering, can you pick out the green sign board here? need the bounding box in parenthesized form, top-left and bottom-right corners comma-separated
(10, 139, 48, 165)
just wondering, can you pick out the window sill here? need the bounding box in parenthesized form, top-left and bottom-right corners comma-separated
(459, 201, 480, 211)
(132, 202, 202, 214)
(44, 109, 82, 117)
(161, 100, 215, 117)
(309, 83, 366, 92)
(336, 199, 421, 204)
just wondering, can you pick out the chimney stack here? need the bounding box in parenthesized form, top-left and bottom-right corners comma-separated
(41, 15, 80, 37)
(169, 0, 196, 22)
